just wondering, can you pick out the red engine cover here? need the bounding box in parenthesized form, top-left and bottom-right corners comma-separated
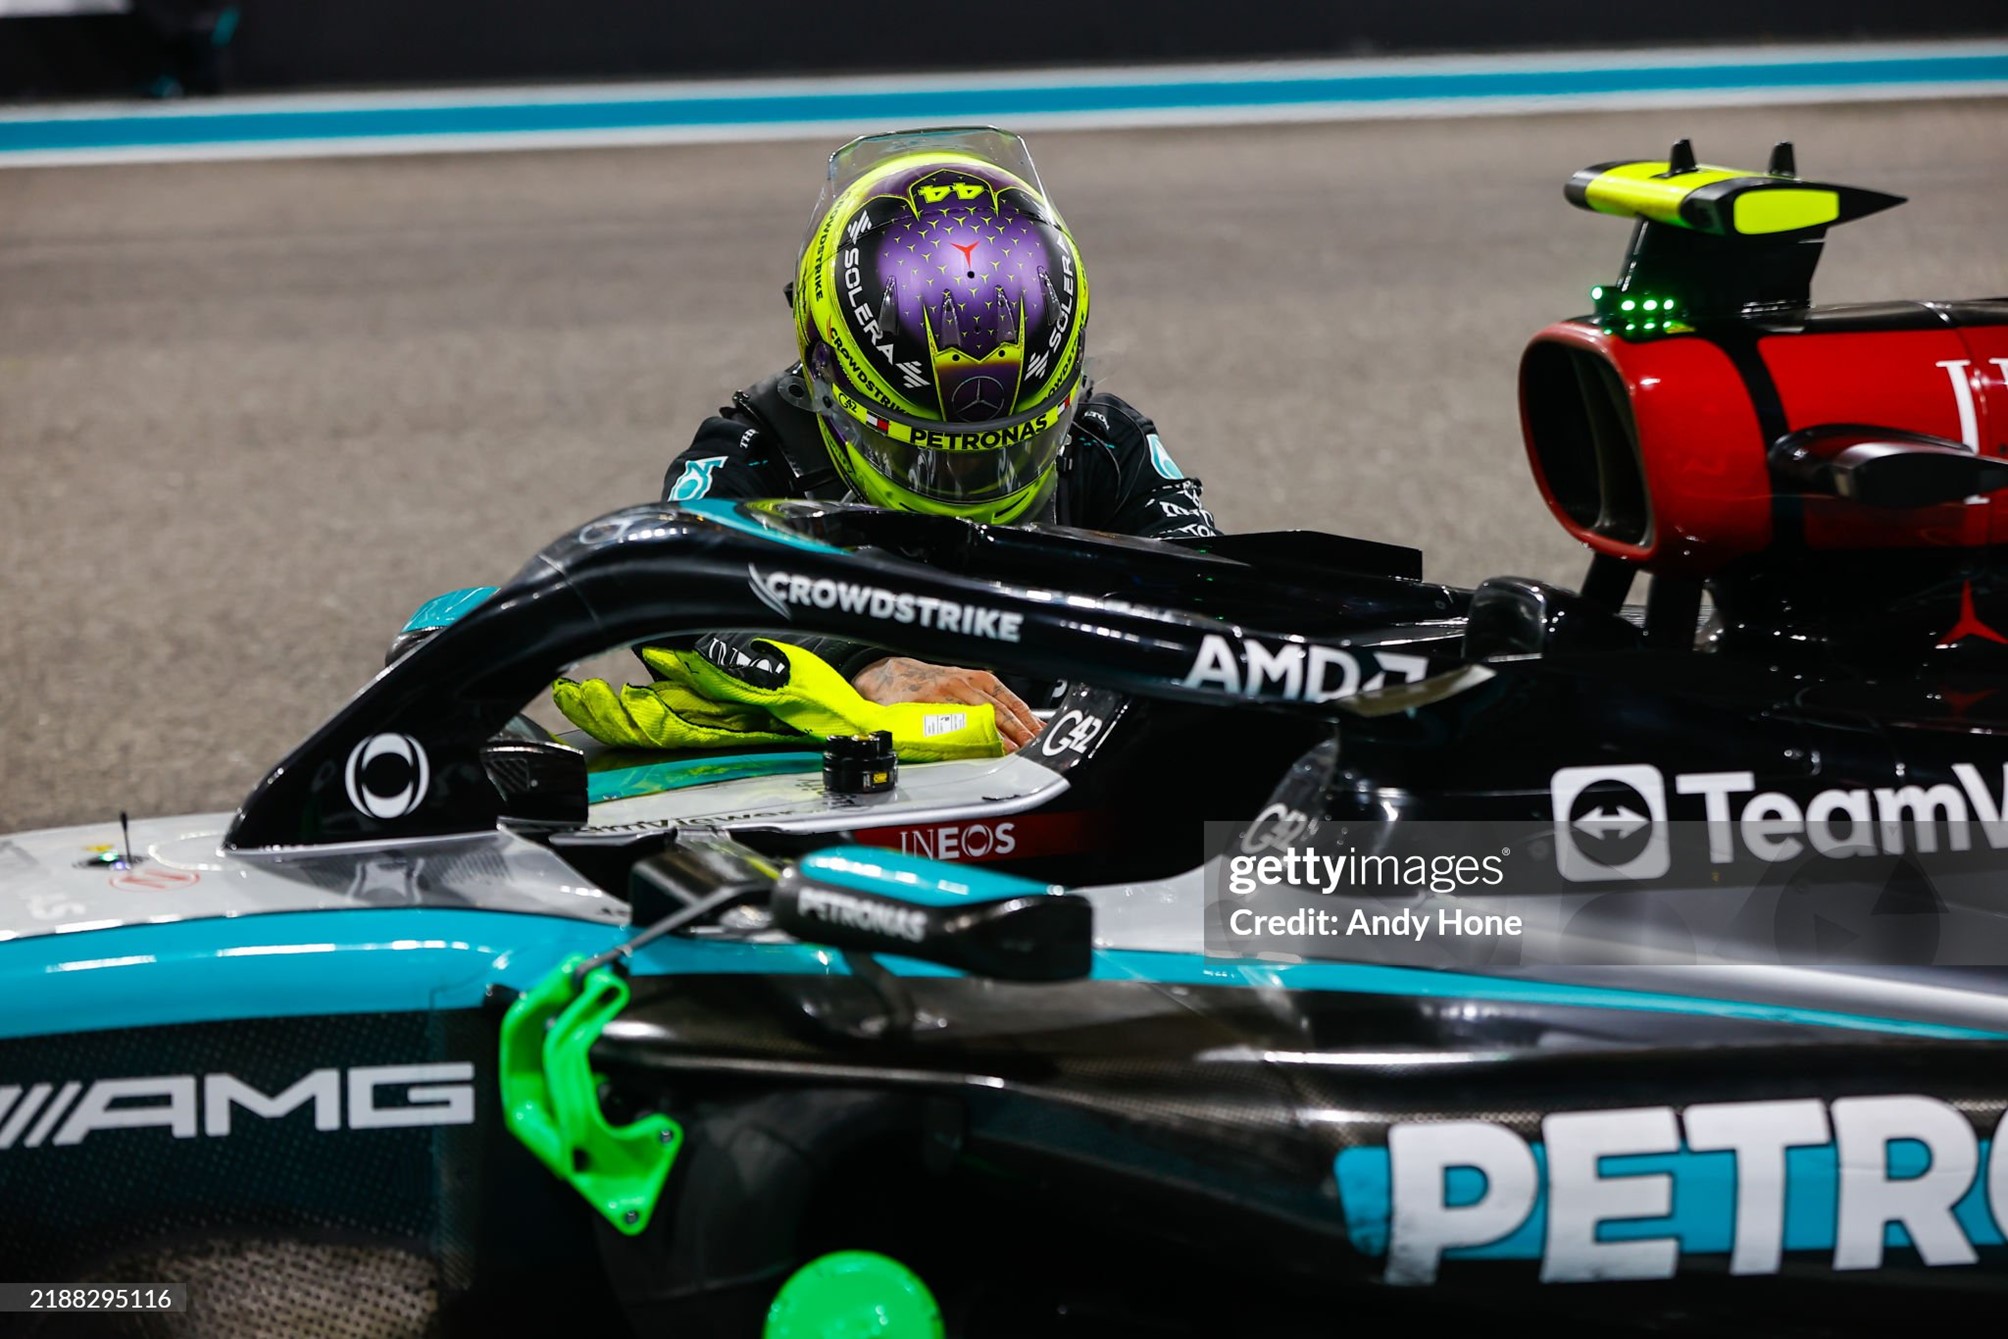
(1521, 302, 2008, 574)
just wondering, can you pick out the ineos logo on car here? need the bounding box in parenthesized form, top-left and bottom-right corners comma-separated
(343, 734, 430, 820)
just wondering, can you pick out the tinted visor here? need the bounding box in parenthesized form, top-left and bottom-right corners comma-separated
(817, 374, 1078, 506)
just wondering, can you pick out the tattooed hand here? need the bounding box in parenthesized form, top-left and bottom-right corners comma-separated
(851, 657, 1043, 752)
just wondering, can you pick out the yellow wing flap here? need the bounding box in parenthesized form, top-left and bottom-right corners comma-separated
(1565, 145, 1901, 239)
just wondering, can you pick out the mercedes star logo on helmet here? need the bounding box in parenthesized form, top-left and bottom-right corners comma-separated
(952, 376, 1007, 420)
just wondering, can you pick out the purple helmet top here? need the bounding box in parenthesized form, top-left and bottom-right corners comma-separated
(819, 158, 1086, 424)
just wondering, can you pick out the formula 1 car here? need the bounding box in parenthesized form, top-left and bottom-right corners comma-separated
(5, 143, 2008, 1338)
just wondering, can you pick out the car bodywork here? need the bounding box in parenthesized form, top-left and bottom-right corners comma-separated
(7, 144, 2008, 1336)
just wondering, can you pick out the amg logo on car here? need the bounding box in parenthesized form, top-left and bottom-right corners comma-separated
(750, 567, 1024, 643)
(1181, 634, 1429, 703)
(0, 1063, 475, 1151)
(1339, 1095, 2008, 1285)
(795, 887, 926, 942)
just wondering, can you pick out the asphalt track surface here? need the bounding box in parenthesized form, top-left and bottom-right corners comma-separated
(3, 99, 2006, 833)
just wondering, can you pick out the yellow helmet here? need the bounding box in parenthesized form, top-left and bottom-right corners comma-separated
(794, 128, 1090, 523)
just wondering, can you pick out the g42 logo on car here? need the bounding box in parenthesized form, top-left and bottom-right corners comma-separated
(1037, 710, 1105, 759)
(1239, 802, 1316, 854)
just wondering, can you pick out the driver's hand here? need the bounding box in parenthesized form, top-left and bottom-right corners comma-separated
(851, 656, 1043, 752)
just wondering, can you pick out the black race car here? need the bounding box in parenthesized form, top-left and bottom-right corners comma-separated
(6, 143, 2008, 1337)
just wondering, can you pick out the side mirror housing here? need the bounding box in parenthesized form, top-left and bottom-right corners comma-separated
(771, 847, 1093, 982)
(483, 738, 589, 830)
(1771, 423, 2008, 509)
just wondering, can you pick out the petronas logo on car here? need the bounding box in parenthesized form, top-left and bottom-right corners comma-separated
(794, 886, 927, 942)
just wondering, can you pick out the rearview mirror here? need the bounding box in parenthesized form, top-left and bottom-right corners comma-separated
(483, 738, 589, 830)
(771, 847, 1092, 982)
(1771, 424, 2008, 508)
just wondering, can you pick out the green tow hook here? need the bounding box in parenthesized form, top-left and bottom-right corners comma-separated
(499, 954, 682, 1236)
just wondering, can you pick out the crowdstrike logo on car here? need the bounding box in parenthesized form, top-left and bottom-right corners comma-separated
(0, 1063, 475, 1151)
(1550, 761, 2008, 881)
(794, 885, 926, 943)
(748, 566, 1024, 642)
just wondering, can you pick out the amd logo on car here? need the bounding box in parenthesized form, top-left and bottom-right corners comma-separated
(1181, 634, 1429, 703)
(0, 1063, 474, 1151)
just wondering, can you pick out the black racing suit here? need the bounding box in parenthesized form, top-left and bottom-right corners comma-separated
(659, 364, 1218, 696)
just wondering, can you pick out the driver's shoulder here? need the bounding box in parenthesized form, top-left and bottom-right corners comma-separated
(667, 364, 821, 501)
(1071, 391, 1158, 454)
(1064, 391, 1169, 492)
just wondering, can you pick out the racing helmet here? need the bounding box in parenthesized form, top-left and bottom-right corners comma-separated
(794, 128, 1090, 523)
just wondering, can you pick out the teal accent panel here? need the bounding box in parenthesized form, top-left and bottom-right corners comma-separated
(0, 907, 850, 1041)
(678, 499, 844, 553)
(401, 585, 498, 632)
(588, 751, 822, 803)
(798, 845, 1059, 908)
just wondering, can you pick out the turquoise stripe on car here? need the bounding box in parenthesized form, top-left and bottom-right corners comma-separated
(1, 908, 1996, 1042)
(798, 845, 1060, 907)
(0, 908, 846, 1041)
(1088, 950, 2008, 1042)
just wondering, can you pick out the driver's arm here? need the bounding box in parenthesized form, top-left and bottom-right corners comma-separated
(850, 656, 1043, 751)
(662, 416, 1043, 751)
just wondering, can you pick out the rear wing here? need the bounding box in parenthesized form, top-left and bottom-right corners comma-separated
(1567, 139, 1904, 337)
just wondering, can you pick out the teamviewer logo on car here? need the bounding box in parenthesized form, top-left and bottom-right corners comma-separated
(1551, 764, 1669, 882)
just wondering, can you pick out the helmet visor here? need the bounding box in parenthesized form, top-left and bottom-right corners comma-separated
(807, 126, 1049, 248)
(814, 371, 1078, 506)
